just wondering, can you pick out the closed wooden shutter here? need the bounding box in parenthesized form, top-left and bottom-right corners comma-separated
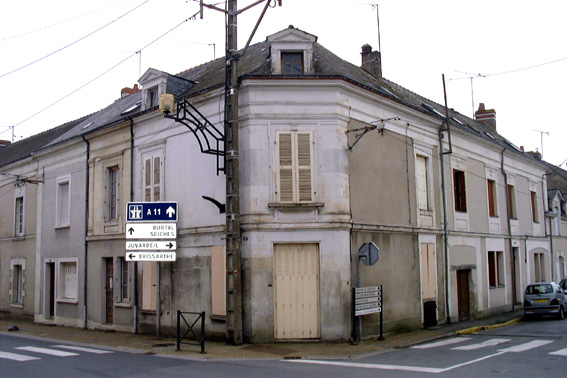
(297, 133, 313, 202)
(277, 132, 313, 203)
(142, 262, 157, 310)
(416, 156, 428, 210)
(143, 155, 162, 202)
(211, 246, 226, 316)
(421, 243, 436, 300)
(278, 133, 294, 202)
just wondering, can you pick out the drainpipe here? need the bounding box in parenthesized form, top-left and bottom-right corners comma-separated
(549, 214, 555, 282)
(82, 136, 90, 329)
(129, 118, 138, 334)
(541, 173, 554, 282)
(501, 149, 516, 311)
(439, 128, 451, 323)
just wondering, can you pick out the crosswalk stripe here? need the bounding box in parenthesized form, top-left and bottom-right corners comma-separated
(549, 347, 567, 356)
(52, 345, 113, 354)
(412, 337, 471, 349)
(16, 346, 79, 357)
(498, 340, 554, 353)
(452, 338, 511, 350)
(0, 351, 41, 362)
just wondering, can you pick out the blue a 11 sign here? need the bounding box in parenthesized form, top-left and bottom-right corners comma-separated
(127, 202, 178, 222)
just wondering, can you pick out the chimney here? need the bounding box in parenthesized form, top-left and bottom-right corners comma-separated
(121, 84, 140, 98)
(361, 44, 382, 78)
(0, 139, 11, 148)
(474, 103, 496, 130)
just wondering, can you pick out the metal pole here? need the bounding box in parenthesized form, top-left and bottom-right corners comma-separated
(225, 0, 243, 345)
(200, 311, 206, 354)
(356, 255, 361, 342)
(378, 285, 384, 340)
(176, 310, 180, 351)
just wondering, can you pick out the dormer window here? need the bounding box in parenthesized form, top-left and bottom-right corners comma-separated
(149, 88, 158, 108)
(282, 52, 303, 74)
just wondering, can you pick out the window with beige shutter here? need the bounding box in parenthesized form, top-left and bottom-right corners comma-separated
(277, 131, 313, 203)
(416, 156, 429, 210)
(143, 154, 163, 202)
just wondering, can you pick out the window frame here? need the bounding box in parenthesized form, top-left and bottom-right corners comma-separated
(281, 52, 303, 74)
(57, 259, 79, 303)
(14, 195, 25, 236)
(10, 259, 25, 307)
(453, 169, 467, 212)
(142, 151, 163, 202)
(56, 175, 71, 228)
(488, 251, 504, 288)
(507, 184, 517, 219)
(487, 179, 497, 217)
(530, 190, 539, 223)
(116, 257, 130, 303)
(105, 165, 120, 222)
(416, 155, 430, 211)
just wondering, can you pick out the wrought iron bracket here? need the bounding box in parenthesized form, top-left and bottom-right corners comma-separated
(165, 98, 225, 175)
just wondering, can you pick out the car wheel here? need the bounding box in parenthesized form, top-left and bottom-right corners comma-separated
(558, 306, 565, 320)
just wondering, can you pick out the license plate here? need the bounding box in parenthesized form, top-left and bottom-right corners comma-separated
(535, 299, 547, 303)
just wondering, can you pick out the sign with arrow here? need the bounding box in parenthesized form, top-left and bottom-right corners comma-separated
(127, 202, 178, 222)
(125, 241, 176, 251)
(125, 223, 177, 239)
(125, 252, 176, 262)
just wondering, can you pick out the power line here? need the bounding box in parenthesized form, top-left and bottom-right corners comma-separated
(1, 0, 131, 42)
(0, 0, 150, 79)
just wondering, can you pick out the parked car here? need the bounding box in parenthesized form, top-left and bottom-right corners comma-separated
(559, 278, 567, 292)
(523, 282, 566, 320)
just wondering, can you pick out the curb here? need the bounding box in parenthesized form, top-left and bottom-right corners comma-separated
(455, 317, 522, 335)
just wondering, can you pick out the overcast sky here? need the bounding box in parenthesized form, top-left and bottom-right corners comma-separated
(1, 0, 566, 166)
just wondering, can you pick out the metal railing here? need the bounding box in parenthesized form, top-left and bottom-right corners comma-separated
(176, 310, 206, 353)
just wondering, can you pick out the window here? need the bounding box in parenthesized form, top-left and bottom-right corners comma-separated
(58, 260, 78, 302)
(488, 251, 504, 288)
(10, 262, 23, 305)
(281, 52, 303, 74)
(487, 179, 497, 217)
(453, 169, 467, 212)
(15, 196, 24, 236)
(117, 257, 130, 302)
(149, 88, 158, 108)
(507, 184, 517, 219)
(531, 191, 539, 223)
(56, 177, 70, 227)
(416, 156, 429, 211)
(105, 166, 119, 221)
(277, 131, 313, 203)
(143, 154, 162, 202)
(211, 246, 226, 317)
(534, 253, 545, 282)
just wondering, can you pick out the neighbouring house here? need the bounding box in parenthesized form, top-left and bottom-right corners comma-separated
(1, 26, 562, 343)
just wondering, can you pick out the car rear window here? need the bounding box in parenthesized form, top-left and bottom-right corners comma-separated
(526, 284, 553, 294)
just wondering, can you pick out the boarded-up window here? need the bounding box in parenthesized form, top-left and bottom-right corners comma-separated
(421, 243, 436, 300)
(143, 155, 162, 202)
(534, 252, 545, 282)
(60, 261, 78, 300)
(277, 131, 313, 203)
(416, 156, 429, 210)
(453, 169, 467, 212)
(57, 177, 70, 226)
(211, 246, 226, 316)
(487, 179, 497, 217)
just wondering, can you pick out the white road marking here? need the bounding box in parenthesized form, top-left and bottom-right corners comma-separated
(0, 351, 41, 362)
(549, 347, 567, 356)
(52, 345, 113, 354)
(16, 346, 79, 357)
(498, 340, 554, 353)
(290, 359, 445, 373)
(452, 338, 511, 350)
(412, 337, 471, 349)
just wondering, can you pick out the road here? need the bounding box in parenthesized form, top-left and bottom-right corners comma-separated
(1, 317, 566, 377)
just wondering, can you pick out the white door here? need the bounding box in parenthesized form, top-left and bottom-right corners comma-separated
(274, 243, 320, 340)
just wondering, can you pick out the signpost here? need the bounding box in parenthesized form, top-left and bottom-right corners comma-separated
(125, 252, 177, 262)
(127, 201, 178, 222)
(125, 223, 177, 239)
(126, 241, 176, 251)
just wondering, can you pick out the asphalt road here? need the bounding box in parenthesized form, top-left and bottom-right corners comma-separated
(1, 317, 566, 377)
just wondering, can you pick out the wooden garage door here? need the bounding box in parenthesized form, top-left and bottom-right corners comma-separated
(274, 243, 320, 340)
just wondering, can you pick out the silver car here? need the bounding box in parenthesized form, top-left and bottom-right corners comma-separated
(524, 282, 566, 320)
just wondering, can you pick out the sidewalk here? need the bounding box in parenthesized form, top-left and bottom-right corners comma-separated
(0, 311, 524, 360)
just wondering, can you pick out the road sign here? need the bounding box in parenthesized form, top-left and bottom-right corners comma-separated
(358, 242, 379, 266)
(127, 202, 178, 222)
(125, 241, 176, 251)
(125, 223, 177, 239)
(125, 252, 177, 262)
(354, 285, 382, 316)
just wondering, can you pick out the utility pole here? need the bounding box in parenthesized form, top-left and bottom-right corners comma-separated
(224, 0, 243, 346)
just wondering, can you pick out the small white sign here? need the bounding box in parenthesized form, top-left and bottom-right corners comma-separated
(356, 307, 381, 316)
(125, 241, 176, 251)
(125, 252, 177, 262)
(125, 223, 177, 239)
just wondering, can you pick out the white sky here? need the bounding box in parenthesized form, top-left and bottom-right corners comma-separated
(1, 0, 566, 166)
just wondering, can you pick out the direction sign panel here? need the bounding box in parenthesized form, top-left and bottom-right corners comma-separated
(125, 241, 176, 251)
(127, 202, 178, 222)
(354, 285, 382, 316)
(125, 223, 177, 239)
(125, 252, 177, 262)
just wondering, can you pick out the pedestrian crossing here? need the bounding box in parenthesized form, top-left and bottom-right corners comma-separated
(411, 336, 563, 355)
(0, 344, 113, 362)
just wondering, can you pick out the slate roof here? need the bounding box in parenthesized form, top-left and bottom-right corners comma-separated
(0, 26, 546, 169)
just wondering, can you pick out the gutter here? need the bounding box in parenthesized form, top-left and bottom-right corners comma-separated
(81, 136, 90, 329)
(501, 149, 516, 311)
